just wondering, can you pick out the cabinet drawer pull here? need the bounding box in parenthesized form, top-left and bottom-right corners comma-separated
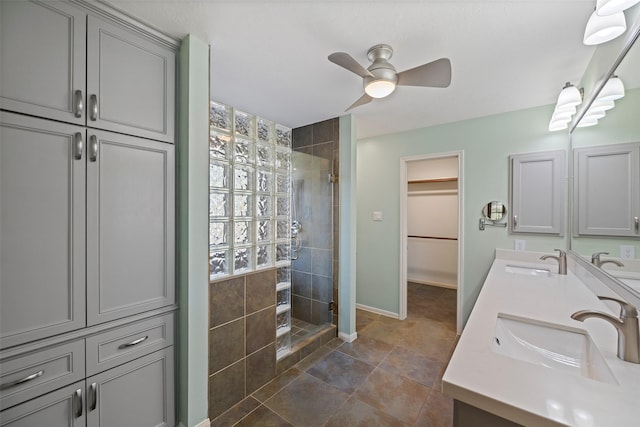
(119, 335, 149, 349)
(0, 370, 44, 389)
(74, 132, 84, 160)
(635, 217, 639, 234)
(513, 215, 518, 228)
(74, 90, 84, 118)
(90, 94, 98, 121)
(89, 135, 98, 162)
(74, 388, 83, 418)
(89, 382, 97, 411)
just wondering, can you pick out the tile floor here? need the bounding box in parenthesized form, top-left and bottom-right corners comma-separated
(211, 282, 459, 427)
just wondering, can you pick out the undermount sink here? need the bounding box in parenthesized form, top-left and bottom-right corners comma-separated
(493, 313, 617, 384)
(614, 275, 640, 293)
(505, 265, 551, 277)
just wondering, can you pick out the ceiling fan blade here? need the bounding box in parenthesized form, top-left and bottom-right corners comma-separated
(346, 93, 373, 111)
(396, 58, 452, 88)
(328, 52, 374, 78)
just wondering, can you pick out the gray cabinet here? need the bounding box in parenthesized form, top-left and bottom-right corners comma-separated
(574, 142, 640, 236)
(0, 0, 87, 125)
(509, 150, 565, 235)
(86, 131, 175, 325)
(0, 382, 85, 427)
(86, 349, 174, 427)
(0, 112, 86, 348)
(86, 17, 175, 143)
(0, 0, 175, 143)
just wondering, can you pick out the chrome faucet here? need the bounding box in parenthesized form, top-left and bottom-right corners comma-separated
(571, 296, 640, 364)
(540, 249, 567, 275)
(591, 252, 625, 268)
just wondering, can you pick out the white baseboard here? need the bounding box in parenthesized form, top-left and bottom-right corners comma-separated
(407, 278, 458, 290)
(194, 419, 211, 427)
(356, 303, 400, 319)
(338, 331, 358, 342)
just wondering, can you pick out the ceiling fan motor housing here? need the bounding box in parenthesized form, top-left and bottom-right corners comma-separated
(365, 44, 398, 91)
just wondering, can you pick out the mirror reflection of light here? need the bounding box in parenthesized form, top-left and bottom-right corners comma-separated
(573, 408, 595, 427)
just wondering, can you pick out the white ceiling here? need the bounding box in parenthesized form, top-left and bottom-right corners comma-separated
(107, 0, 604, 139)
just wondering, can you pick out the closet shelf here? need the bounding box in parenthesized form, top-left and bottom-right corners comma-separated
(408, 177, 458, 184)
(408, 235, 458, 241)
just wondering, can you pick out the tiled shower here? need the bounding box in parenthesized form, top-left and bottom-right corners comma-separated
(207, 108, 340, 421)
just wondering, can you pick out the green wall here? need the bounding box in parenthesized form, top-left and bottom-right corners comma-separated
(356, 104, 569, 324)
(177, 35, 209, 427)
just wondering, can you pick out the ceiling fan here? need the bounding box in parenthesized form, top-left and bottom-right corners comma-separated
(328, 44, 452, 111)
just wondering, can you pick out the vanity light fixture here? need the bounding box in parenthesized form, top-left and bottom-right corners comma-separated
(596, 0, 640, 16)
(548, 83, 582, 131)
(576, 116, 600, 127)
(587, 99, 615, 112)
(596, 75, 625, 100)
(583, 10, 627, 45)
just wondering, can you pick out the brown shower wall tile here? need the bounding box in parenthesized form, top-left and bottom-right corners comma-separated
(209, 359, 246, 419)
(246, 306, 276, 355)
(210, 276, 245, 327)
(209, 318, 245, 373)
(246, 269, 276, 313)
(208, 267, 278, 422)
(246, 343, 277, 395)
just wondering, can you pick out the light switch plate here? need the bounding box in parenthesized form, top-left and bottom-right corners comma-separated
(620, 245, 635, 259)
(372, 211, 383, 221)
(514, 240, 526, 251)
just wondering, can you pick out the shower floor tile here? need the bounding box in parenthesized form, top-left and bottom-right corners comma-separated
(212, 283, 458, 426)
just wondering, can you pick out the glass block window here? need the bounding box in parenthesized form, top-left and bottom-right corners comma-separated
(209, 100, 292, 279)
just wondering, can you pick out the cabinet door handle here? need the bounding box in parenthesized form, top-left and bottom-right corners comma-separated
(119, 335, 148, 349)
(513, 215, 518, 228)
(89, 135, 98, 162)
(635, 217, 639, 234)
(89, 382, 97, 411)
(74, 388, 83, 418)
(90, 94, 98, 121)
(74, 132, 84, 160)
(0, 370, 44, 390)
(74, 90, 84, 118)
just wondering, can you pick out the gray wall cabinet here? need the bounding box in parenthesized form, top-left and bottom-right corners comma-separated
(0, 0, 175, 143)
(574, 142, 640, 237)
(509, 150, 565, 235)
(0, 1, 177, 425)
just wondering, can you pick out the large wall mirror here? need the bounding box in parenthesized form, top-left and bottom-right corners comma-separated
(570, 5, 640, 301)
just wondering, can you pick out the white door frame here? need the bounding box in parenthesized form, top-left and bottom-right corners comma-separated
(399, 151, 464, 333)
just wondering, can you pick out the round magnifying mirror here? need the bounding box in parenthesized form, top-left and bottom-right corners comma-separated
(482, 201, 507, 222)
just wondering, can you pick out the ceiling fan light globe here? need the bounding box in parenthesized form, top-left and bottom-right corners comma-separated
(583, 11, 627, 45)
(364, 79, 396, 98)
(596, 0, 640, 16)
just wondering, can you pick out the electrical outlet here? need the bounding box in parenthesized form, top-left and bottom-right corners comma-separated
(372, 211, 383, 221)
(514, 240, 526, 251)
(620, 245, 635, 259)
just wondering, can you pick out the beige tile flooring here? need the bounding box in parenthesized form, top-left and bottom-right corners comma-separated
(211, 283, 459, 427)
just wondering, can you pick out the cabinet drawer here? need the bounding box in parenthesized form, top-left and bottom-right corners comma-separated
(86, 313, 174, 376)
(0, 340, 85, 411)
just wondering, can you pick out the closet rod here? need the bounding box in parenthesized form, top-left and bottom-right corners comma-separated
(408, 235, 458, 241)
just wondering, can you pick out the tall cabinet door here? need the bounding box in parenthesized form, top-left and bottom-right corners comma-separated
(0, 112, 86, 348)
(0, 0, 86, 125)
(86, 16, 175, 143)
(86, 349, 174, 427)
(575, 142, 640, 236)
(86, 130, 174, 326)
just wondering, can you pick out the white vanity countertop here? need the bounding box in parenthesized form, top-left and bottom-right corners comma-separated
(442, 250, 640, 427)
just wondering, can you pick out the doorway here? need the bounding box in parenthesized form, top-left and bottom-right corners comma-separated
(399, 152, 463, 333)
